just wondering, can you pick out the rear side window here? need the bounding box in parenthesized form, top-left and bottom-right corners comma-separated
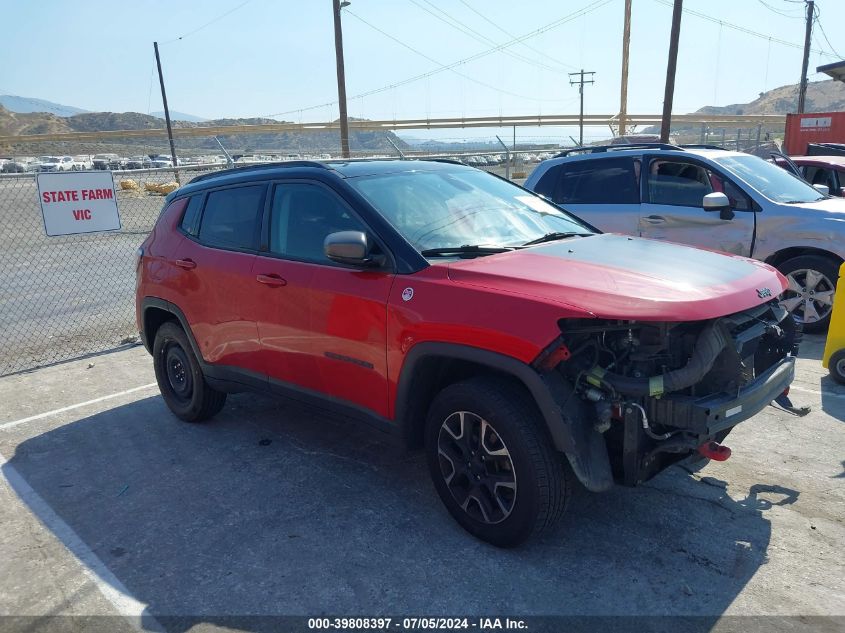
(532, 165, 561, 199)
(555, 158, 639, 204)
(198, 185, 265, 250)
(180, 195, 203, 236)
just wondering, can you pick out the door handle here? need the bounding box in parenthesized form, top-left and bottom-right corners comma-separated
(644, 215, 666, 224)
(174, 258, 197, 270)
(256, 273, 287, 287)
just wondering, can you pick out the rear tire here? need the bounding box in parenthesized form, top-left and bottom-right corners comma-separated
(153, 321, 226, 422)
(778, 255, 839, 333)
(424, 376, 571, 547)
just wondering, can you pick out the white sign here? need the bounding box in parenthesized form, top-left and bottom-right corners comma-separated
(800, 116, 832, 130)
(37, 171, 121, 236)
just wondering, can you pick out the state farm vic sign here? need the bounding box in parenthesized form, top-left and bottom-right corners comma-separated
(37, 171, 121, 236)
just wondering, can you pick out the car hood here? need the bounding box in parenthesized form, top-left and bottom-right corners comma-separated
(446, 233, 786, 321)
(785, 196, 845, 214)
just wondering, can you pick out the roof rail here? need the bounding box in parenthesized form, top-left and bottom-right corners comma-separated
(679, 144, 726, 150)
(554, 143, 683, 158)
(189, 160, 331, 183)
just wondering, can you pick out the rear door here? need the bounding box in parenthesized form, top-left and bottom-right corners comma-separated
(170, 184, 267, 376)
(253, 180, 395, 417)
(638, 156, 755, 256)
(535, 156, 642, 234)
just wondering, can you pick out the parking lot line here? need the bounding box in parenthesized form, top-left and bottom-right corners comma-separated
(790, 384, 845, 399)
(0, 451, 164, 631)
(0, 383, 157, 431)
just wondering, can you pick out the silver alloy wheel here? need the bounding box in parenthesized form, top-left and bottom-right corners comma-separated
(436, 411, 517, 525)
(781, 268, 835, 325)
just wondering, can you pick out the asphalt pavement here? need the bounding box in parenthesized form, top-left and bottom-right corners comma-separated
(0, 335, 842, 632)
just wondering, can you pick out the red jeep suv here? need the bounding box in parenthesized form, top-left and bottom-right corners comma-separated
(136, 159, 797, 546)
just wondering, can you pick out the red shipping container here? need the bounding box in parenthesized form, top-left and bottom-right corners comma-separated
(784, 111, 845, 155)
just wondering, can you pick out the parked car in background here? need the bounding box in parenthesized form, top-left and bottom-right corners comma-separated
(779, 155, 845, 197)
(136, 159, 797, 546)
(92, 154, 125, 170)
(0, 158, 26, 174)
(525, 143, 845, 331)
(72, 155, 93, 170)
(126, 156, 152, 170)
(150, 155, 174, 168)
(38, 156, 75, 172)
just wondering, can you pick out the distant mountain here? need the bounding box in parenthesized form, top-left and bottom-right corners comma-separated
(151, 110, 207, 122)
(643, 79, 845, 135)
(696, 79, 845, 116)
(0, 95, 88, 117)
(0, 106, 409, 155)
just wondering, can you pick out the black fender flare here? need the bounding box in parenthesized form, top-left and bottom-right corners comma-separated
(394, 342, 613, 492)
(140, 297, 205, 362)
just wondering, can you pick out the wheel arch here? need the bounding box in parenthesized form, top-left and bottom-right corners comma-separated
(140, 297, 203, 362)
(394, 342, 613, 492)
(764, 247, 843, 269)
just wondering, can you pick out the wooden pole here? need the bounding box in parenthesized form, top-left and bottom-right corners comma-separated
(660, 0, 683, 143)
(619, 0, 632, 137)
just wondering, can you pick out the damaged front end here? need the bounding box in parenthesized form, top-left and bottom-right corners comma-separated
(537, 302, 798, 487)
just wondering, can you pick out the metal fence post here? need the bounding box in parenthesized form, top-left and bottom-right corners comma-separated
(496, 135, 511, 180)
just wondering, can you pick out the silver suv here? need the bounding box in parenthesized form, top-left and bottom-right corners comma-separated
(525, 144, 845, 331)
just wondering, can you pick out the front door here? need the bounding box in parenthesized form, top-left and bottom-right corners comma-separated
(638, 156, 755, 256)
(253, 181, 394, 417)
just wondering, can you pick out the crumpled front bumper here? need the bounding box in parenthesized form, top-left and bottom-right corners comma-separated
(645, 355, 796, 436)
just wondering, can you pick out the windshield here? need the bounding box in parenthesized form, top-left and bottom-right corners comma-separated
(44, 157, 60, 163)
(715, 154, 825, 203)
(347, 168, 593, 252)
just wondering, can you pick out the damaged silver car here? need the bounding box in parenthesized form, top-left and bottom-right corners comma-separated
(526, 144, 845, 331)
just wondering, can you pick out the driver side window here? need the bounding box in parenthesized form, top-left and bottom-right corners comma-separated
(269, 183, 370, 264)
(647, 160, 750, 210)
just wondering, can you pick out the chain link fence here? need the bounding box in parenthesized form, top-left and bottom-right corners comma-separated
(0, 165, 224, 375)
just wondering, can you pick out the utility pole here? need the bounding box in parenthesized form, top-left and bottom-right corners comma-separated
(153, 41, 179, 182)
(619, 0, 632, 137)
(569, 69, 595, 146)
(797, 0, 814, 113)
(660, 0, 683, 143)
(333, 0, 351, 158)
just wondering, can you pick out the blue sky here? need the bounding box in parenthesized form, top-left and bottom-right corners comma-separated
(1, 0, 842, 142)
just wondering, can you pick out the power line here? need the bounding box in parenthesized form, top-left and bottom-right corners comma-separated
(457, 0, 576, 70)
(407, 0, 573, 74)
(756, 0, 805, 18)
(653, 0, 836, 58)
(160, 0, 255, 45)
(814, 5, 842, 59)
(345, 10, 569, 103)
(261, 0, 613, 118)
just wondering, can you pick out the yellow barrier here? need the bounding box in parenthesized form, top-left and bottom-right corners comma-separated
(822, 261, 845, 384)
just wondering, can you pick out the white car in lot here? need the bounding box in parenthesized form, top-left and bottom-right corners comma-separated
(38, 156, 76, 172)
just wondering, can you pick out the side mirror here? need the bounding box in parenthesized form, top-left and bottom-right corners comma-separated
(324, 231, 383, 267)
(839, 187, 845, 197)
(813, 183, 830, 196)
(703, 192, 734, 220)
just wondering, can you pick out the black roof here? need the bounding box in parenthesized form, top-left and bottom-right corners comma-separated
(175, 158, 468, 199)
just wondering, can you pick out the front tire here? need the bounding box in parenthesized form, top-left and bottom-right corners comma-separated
(778, 255, 839, 333)
(153, 322, 226, 422)
(424, 377, 571, 547)
(829, 350, 845, 385)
